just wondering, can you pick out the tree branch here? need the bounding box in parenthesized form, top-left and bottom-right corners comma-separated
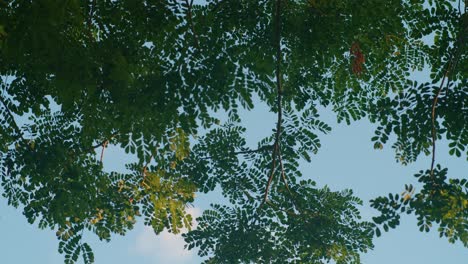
(265, 200, 298, 217)
(0, 95, 24, 141)
(277, 144, 296, 200)
(242, 189, 255, 203)
(91, 134, 117, 150)
(99, 140, 108, 163)
(142, 154, 153, 178)
(263, 143, 280, 203)
(262, 0, 283, 204)
(198, 145, 273, 160)
(184, 0, 199, 49)
(430, 20, 466, 177)
(86, 0, 97, 40)
(430, 69, 449, 176)
(142, 146, 160, 178)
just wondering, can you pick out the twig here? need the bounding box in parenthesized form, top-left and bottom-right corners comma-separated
(262, 0, 283, 204)
(277, 144, 302, 213)
(199, 145, 272, 160)
(0, 95, 24, 141)
(242, 189, 255, 203)
(99, 140, 108, 163)
(92, 139, 107, 149)
(184, 0, 199, 49)
(430, 19, 466, 177)
(142, 146, 159, 178)
(263, 140, 280, 203)
(91, 134, 117, 149)
(142, 153, 154, 178)
(277, 145, 294, 198)
(430, 66, 449, 176)
(458, 0, 461, 16)
(86, 0, 97, 40)
(265, 200, 297, 217)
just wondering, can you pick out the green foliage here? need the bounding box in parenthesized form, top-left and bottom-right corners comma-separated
(0, 0, 466, 263)
(371, 165, 468, 246)
(185, 183, 374, 263)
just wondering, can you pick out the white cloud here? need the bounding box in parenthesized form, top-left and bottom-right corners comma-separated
(133, 207, 201, 264)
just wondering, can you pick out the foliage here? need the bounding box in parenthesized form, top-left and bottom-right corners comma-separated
(0, 0, 466, 263)
(371, 165, 468, 246)
(185, 184, 374, 263)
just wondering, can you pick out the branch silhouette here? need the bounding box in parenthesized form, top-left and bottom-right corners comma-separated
(0, 95, 24, 141)
(430, 20, 466, 177)
(184, 0, 199, 49)
(263, 0, 283, 204)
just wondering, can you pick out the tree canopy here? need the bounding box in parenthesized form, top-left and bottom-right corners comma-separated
(0, 0, 467, 263)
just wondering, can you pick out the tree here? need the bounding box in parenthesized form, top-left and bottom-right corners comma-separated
(0, 0, 466, 263)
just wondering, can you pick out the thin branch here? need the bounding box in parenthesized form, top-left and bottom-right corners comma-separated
(184, 0, 199, 49)
(430, 67, 449, 176)
(265, 200, 297, 217)
(430, 20, 466, 177)
(91, 140, 106, 149)
(142, 146, 159, 178)
(262, 0, 283, 204)
(263, 142, 280, 203)
(86, 0, 97, 40)
(458, 0, 461, 16)
(277, 145, 294, 198)
(242, 189, 255, 203)
(99, 140, 108, 163)
(446, 27, 466, 93)
(91, 134, 117, 150)
(199, 145, 273, 160)
(277, 144, 302, 214)
(0, 95, 24, 141)
(142, 153, 153, 178)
